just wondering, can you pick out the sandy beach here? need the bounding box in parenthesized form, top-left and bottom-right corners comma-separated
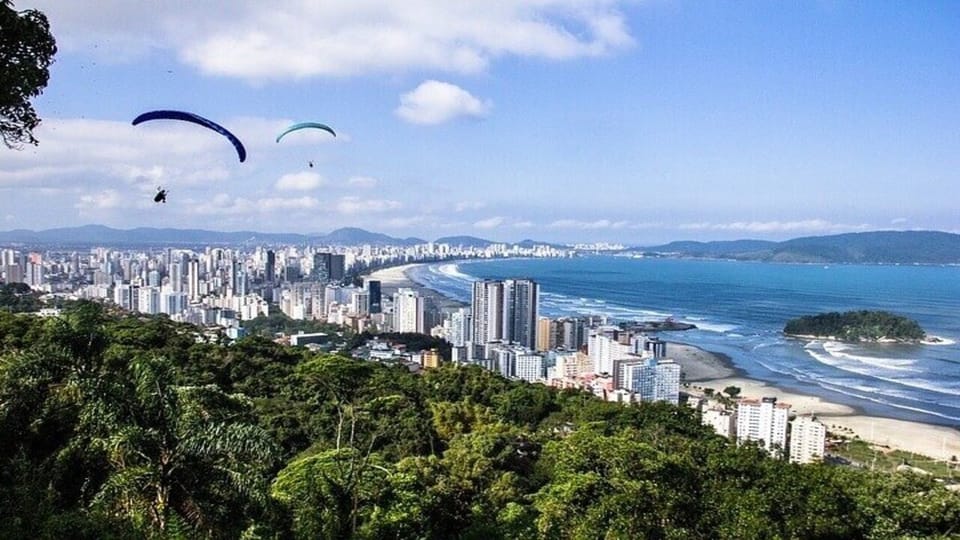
(367, 263, 467, 310)
(368, 262, 960, 462)
(686, 372, 960, 461)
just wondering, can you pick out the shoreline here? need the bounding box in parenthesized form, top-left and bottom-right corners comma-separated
(366, 263, 467, 311)
(367, 261, 960, 462)
(785, 333, 955, 346)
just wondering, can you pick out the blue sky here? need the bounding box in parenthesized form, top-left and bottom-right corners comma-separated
(2, 1, 958, 244)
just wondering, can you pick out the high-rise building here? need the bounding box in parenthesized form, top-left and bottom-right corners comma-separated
(313, 252, 346, 282)
(470, 278, 539, 348)
(169, 262, 183, 293)
(137, 286, 160, 315)
(703, 409, 736, 439)
(515, 352, 544, 382)
(2, 264, 23, 284)
(536, 317, 552, 351)
(502, 279, 539, 348)
(365, 279, 382, 314)
(560, 318, 588, 350)
(392, 288, 425, 333)
(113, 283, 134, 311)
(188, 259, 200, 301)
(329, 254, 345, 281)
(351, 290, 370, 317)
(789, 416, 826, 464)
(471, 280, 504, 344)
(265, 250, 276, 283)
(448, 308, 472, 347)
(737, 397, 791, 457)
(623, 358, 681, 405)
(160, 290, 187, 315)
(588, 328, 630, 375)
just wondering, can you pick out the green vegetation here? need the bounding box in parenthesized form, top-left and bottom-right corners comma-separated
(1, 0, 57, 148)
(242, 308, 351, 338)
(0, 282, 42, 312)
(348, 331, 453, 360)
(0, 301, 957, 538)
(784, 310, 926, 342)
(830, 438, 958, 480)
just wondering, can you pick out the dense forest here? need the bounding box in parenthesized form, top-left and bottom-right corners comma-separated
(0, 301, 957, 539)
(784, 310, 926, 342)
(0, 282, 43, 312)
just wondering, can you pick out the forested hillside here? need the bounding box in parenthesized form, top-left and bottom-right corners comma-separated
(0, 302, 957, 539)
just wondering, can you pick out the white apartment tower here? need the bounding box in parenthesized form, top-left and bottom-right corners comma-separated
(737, 397, 791, 457)
(392, 288, 425, 333)
(588, 329, 631, 375)
(502, 279, 539, 349)
(471, 280, 504, 344)
(515, 352, 544, 383)
(702, 409, 737, 439)
(187, 259, 200, 302)
(449, 308, 472, 347)
(623, 358, 681, 405)
(789, 416, 827, 464)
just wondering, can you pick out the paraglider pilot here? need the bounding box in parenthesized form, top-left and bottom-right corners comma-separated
(154, 187, 167, 203)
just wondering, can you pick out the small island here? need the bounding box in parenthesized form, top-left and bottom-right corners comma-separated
(623, 318, 697, 332)
(784, 310, 926, 343)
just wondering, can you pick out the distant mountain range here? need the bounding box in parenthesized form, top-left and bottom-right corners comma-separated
(0, 225, 426, 247)
(3, 226, 958, 263)
(639, 231, 960, 264)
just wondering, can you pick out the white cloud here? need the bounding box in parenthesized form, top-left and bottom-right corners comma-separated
(890, 217, 909, 225)
(676, 219, 873, 233)
(0, 117, 263, 192)
(346, 176, 378, 189)
(455, 200, 487, 212)
(260, 196, 319, 210)
(549, 219, 628, 229)
(30, 1, 634, 80)
(187, 194, 319, 215)
(276, 172, 325, 191)
(381, 216, 428, 229)
(474, 216, 505, 229)
(513, 220, 534, 228)
(336, 196, 402, 215)
(396, 81, 491, 125)
(75, 189, 122, 210)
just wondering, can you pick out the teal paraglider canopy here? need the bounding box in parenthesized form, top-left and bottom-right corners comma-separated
(275, 122, 337, 143)
(132, 110, 247, 162)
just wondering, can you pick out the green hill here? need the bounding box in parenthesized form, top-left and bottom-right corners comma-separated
(784, 310, 926, 341)
(0, 302, 955, 538)
(641, 230, 960, 264)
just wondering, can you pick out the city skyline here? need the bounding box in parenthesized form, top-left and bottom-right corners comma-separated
(2, 2, 958, 243)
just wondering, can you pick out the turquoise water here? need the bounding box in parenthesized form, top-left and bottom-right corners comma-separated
(407, 256, 960, 426)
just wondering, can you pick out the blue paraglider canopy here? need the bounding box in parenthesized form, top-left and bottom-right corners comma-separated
(276, 122, 337, 143)
(132, 110, 247, 163)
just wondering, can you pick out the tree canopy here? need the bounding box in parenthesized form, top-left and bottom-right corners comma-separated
(0, 0, 57, 148)
(0, 301, 956, 538)
(784, 310, 926, 342)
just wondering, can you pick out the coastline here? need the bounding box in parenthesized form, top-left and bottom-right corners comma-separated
(367, 261, 960, 462)
(366, 263, 467, 310)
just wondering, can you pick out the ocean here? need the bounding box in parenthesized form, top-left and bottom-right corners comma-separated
(406, 256, 960, 427)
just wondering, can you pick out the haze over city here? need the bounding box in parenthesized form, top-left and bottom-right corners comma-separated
(2, 1, 958, 243)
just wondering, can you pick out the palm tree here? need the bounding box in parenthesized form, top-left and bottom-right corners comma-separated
(84, 356, 279, 536)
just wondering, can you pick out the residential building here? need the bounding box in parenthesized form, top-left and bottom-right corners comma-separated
(515, 352, 544, 382)
(737, 397, 791, 457)
(703, 408, 737, 439)
(392, 288, 425, 333)
(789, 416, 827, 464)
